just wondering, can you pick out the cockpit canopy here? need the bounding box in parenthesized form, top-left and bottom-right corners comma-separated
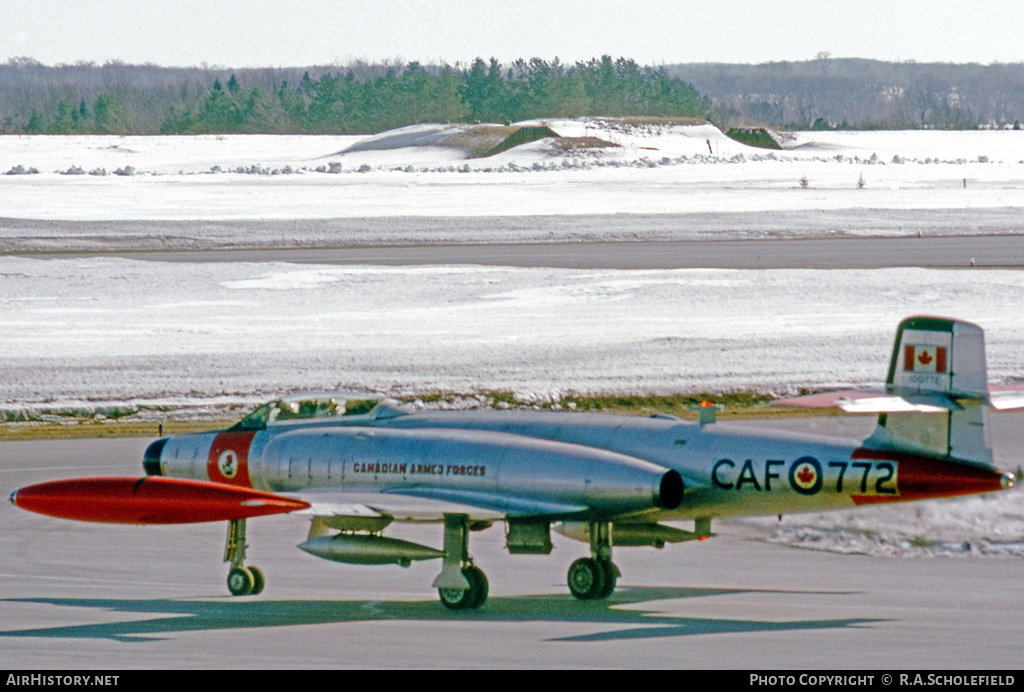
(232, 392, 408, 431)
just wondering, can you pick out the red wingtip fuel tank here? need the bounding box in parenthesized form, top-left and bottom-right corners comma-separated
(9, 476, 310, 525)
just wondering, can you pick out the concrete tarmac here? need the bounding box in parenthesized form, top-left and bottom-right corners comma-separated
(2, 418, 1022, 670)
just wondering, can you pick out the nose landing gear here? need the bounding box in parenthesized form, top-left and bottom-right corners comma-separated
(224, 518, 264, 596)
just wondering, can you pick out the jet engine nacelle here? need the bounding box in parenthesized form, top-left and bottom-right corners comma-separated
(259, 427, 683, 518)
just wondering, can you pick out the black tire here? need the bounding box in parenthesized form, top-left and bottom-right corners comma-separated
(227, 567, 254, 596)
(465, 565, 488, 609)
(567, 557, 606, 600)
(248, 566, 265, 595)
(439, 566, 487, 610)
(597, 560, 618, 598)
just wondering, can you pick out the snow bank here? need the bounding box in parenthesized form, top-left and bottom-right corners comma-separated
(749, 485, 1024, 559)
(3, 258, 1023, 412)
(1, 122, 1021, 232)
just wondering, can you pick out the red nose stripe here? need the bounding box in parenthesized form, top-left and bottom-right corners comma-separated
(850, 448, 1007, 505)
(11, 477, 309, 524)
(207, 431, 256, 487)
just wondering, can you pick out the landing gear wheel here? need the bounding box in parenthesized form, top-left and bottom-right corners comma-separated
(227, 566, 255, 596)
(439, 566, 488, 610)
(597, 559, 618, 599)
(248, 566, 265, 595)
(465, 565, 488, 609)
(568, 557, 607, 600)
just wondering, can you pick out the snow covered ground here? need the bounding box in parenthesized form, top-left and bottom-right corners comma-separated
(2, 120, 1023, 556)
(3, 259, 1024, 415)
(3, 119, 1023, 410)
(1, 121, 1022, 244)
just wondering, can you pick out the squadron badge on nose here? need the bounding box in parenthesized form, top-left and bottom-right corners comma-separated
(218, 450, 239, 479)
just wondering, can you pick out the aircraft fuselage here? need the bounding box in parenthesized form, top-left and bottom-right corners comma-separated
(149, 408, 1006, 524)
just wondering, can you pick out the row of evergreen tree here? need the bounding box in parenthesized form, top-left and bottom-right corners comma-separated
(9, 57, 712, 135)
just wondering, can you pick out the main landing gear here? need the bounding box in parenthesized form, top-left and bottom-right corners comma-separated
(224, 518, 264, 596)
(215, 515, 625, 604)
(437, 564, 489, 610)
(434, 513, 489, 610)
(434, 516, 619, 607)
(568, 521, 619, 600)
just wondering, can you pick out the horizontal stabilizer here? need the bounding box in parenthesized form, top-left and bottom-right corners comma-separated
(838, 393, 962, 413)
(776, 389, 965, 413)
(986, 386, 1024, 410)
(778, 387, 1024, 413)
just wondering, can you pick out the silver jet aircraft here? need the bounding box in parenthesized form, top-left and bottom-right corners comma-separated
(10, 316, 1019, 609)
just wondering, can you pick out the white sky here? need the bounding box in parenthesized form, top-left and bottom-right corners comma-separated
(3, 0, 1023, 69)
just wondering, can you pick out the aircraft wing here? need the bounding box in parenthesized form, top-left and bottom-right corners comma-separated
(287, 485, 632, 524)
(385, 487, 588, 519)
(289, 488, 508, 524)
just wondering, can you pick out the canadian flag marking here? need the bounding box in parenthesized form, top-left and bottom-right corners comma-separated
(903, 344, 947, 373)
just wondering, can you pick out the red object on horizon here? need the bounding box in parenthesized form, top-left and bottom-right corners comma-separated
(10, 476, 310, 524)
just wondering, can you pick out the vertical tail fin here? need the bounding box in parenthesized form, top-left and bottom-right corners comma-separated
(886, 316, 987, 398)
(871, 316, 992, 464)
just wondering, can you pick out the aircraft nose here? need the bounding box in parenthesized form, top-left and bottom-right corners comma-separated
(8, 490, 16, 505)
(143, 438, 168, 476)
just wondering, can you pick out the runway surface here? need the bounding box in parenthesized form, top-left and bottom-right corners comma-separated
(26, 235, 1024, 270)
(7, 209, 1024, 269)
(3, 416, 1021, 669)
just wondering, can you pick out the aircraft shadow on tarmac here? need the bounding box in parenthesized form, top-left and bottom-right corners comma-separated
(1, 586, 884, 643)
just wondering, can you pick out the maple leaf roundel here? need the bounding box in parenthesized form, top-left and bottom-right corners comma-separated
(788, 456, 822, 495)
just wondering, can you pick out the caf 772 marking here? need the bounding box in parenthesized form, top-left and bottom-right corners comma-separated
(710, 453, 930, 497)
(9, 316, 1019, 609)
(710, 457, 899, 496)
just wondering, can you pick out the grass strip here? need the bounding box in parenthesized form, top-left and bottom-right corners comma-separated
(0, 391, 836, 441)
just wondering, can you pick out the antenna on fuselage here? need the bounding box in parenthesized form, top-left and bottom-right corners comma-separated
(695, 401, 719, 426)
